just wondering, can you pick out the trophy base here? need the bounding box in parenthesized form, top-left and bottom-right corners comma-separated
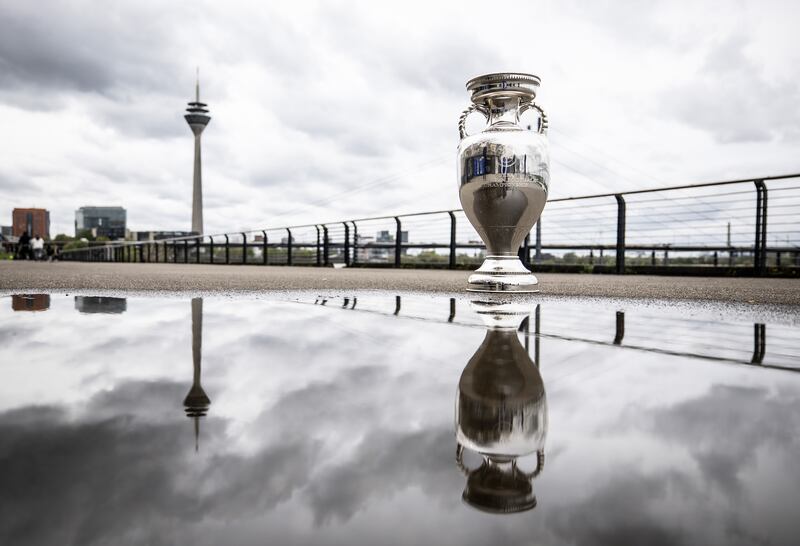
(467, 256, 540, 293)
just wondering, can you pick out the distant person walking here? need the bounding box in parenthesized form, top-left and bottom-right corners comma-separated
(31, 235, 45, 261)
(17, 232, 32, 260)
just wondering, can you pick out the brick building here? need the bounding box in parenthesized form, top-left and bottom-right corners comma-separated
(12, 208, 50, 239)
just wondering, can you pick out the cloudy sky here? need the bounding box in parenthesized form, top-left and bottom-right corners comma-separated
(0, 0, 798, 236)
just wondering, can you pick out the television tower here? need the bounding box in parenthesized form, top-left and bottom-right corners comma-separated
(184, 298, 211, 452)
(184, 69, 211, 234)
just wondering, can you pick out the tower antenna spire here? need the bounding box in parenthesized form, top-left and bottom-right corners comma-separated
(195, 66, 200, 103)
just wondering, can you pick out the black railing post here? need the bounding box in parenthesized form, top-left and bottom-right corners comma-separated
(315, 226, 321, 266)
(241, 232, 247, 264)
(520, 316, 530, 353)
(173, 241, 178, 263)
(713, 251, 718, 267)
(664, 248, 669, 266)
(209, 236, 214, 264)
(754, 180, 763, 274)
(184, 240, 188, 264)
(286, 228, 293, 265)
(615, 194, 626, 274)
(323, 225, 329, 266)
(518, 233, 531, 268)
(343, 222, 350, 266)
(163, 241, 168, 263)
(352, 221, 359, 265)
(394, 216, 402, 267)
(394, 295, 401, 315)
(155, 242, 160, 262)
(535, 220, 542, 264)
(262, 230, 268, 265)
(762, 182, 768, 273)
(196, 237, 201, 264)
(224, 234, 230, 264)
(448, 211, 456, 269)
(534, 304, 540, 367)
(651, 250, 656, 266)
(448, 297, 456, 322)
(751, 323, 766, 364)
(613, 311, 625, 345)
(753, 180, 767, 276)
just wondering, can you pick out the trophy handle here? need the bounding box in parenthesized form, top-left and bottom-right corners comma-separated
(458, 105, 490, 140)
(455, 443, 473, 475)
(526, 449, 545, 478)
(519, 102, 548, 134)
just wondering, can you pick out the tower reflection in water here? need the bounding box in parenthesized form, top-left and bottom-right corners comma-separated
(455, 300, 547, 514)
(184, 297, 211, 452)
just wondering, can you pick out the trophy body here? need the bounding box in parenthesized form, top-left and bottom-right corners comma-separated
(457, 73, 550, 292)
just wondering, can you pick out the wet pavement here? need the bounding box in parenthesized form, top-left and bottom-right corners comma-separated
(1, 292, 799, 546)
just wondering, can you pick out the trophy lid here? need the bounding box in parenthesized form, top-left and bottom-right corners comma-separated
(463, 460, 537, 514)
(466, 72, 540, 104)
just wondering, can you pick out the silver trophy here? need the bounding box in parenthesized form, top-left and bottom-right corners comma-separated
(457, 73, 550, 292)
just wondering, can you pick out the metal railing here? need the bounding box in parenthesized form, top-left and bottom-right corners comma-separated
(60, 173, 800, 276)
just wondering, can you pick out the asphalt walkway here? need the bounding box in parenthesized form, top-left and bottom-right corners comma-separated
(2, 261, 799, 305)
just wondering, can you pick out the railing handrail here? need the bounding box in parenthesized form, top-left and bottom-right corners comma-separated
(58, 172, 800, 252)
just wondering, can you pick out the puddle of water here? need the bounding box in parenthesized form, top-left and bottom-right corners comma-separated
(1, 293, 799, 545)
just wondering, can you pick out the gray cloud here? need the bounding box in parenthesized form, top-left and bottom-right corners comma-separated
(0, 1, 798, 250)
(664, 33, 800, 143)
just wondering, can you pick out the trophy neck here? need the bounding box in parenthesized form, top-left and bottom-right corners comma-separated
(487, 96, 522, 130)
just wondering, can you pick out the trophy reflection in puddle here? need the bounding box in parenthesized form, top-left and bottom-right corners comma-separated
(184, 297, 211, 452)
(455, 300, 547, 513)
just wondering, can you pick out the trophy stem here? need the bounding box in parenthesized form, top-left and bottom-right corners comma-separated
(467, 256, 539, 293)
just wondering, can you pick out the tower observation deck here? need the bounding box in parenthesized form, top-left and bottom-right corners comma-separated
(185, 72, 211, 235)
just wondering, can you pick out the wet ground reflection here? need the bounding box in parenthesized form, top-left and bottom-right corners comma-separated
(0, 293, 798, 546)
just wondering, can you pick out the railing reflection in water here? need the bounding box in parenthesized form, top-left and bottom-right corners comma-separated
(310, 294, 799, 513)
(311, 296, 799, 374)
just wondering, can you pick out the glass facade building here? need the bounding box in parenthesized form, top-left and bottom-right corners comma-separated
(75, 206, 127, 240)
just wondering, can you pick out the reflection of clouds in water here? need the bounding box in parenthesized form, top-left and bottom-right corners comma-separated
(644, 384, 800, 496)
(2, 295, 800, 545)
(0, 380, 317, 546)
(305, 427, 456, 525)
(548, 470, 693, 546)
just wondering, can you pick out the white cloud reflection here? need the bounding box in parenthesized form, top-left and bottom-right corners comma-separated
(1, 294, 800, 544)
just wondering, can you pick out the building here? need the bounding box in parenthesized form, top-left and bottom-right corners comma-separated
(128, 230, 193, 242)
(74, 296, 127, 314)
(377, 230, 409, 244)
(75, 206, 127, 239)
(184, 72, 211, 235)
(361, 230, 409, 261)
(12, 208, 50, 238)
(11, 294, 50, 312)
(0, 226, 11, 237)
